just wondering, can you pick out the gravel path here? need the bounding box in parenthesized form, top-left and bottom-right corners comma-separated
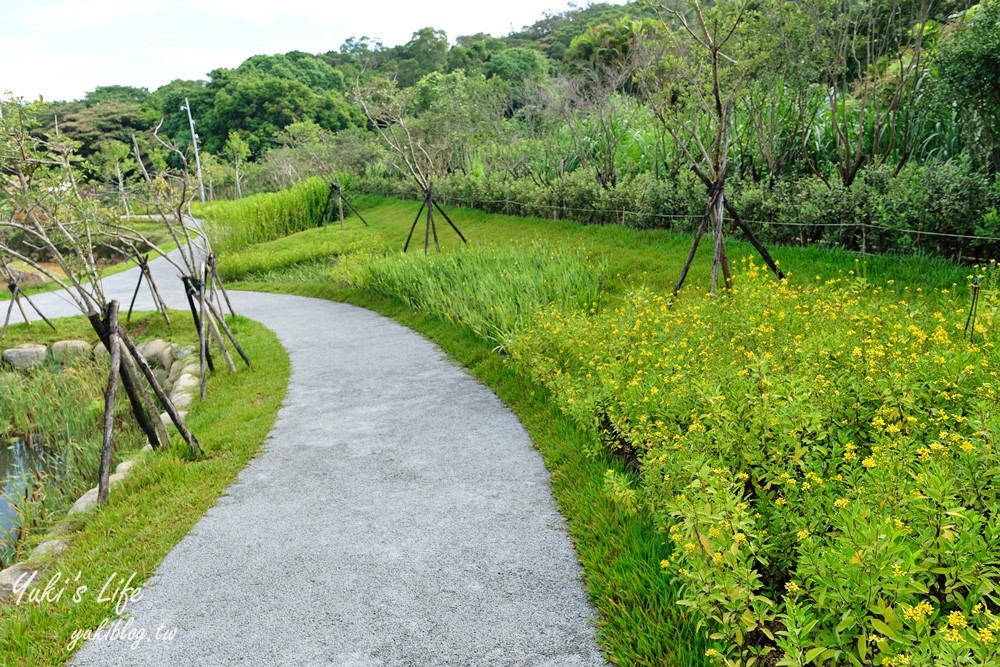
(4, 253, 607, 666)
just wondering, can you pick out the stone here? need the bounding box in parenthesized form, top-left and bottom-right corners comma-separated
(0, 564, 39, 602)
(93, 342, 110, 360)
(172, 392, 194, 410)
(51, 339, 91, 362)
(68, 471, 129, 515)
(115, 459, 136, 475)
(68, 488, 99, 515)
(152, 367, 168, 388)
(31, 539, 69, 559)
(160, 345, 175, 373)
(139, 340, 170, 368)
(2, 344, 47, 370)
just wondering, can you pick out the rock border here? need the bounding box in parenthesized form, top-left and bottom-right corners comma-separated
(0, 338, 200, 603)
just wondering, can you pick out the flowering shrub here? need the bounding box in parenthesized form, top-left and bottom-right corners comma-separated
(511, 259, 999, 666)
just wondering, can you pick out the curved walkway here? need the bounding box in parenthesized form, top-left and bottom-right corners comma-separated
(5, 256, 607, 666)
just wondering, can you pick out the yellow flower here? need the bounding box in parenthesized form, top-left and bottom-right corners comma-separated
(834, 498, 848, 509)
(796, 529, 810, 541)
(785, 581, 800, 593)
(978, 628, 995, 645)
(734, 533, 747, 544)
(683, 542, 697, 554)
(862, 456, 876, 469)
(660, 559, 670, 569)
(948, 611, 967, 628)
(904, 601, 933, 623)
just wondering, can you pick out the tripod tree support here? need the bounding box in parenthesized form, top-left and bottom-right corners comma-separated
(2, 280, 58, 338)
(322, 182, 369, 229)
(87, 310, 167, 452)
(98, 301, 122, 505)
(126, 254, 171, 324)
(403, 185, 466, 254)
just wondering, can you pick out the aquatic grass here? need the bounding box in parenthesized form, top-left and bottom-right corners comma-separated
(216, 224, 385, 281)
(197, 177, 330, 254)
(331, 242, 605, 352)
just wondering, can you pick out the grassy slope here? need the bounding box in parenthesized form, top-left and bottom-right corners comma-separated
(209, 195, 974, 666)
(0, 312, 290, 667)
(202, 195, 973, 665)
(226, 195, 967, 298)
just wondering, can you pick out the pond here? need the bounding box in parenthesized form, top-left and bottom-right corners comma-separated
(1, 437, 58, 559)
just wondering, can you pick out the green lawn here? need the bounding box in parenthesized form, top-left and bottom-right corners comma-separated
(0, 311, 290, 666)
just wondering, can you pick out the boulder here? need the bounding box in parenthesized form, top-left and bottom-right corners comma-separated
(52, 339, 92, 362)
(172, 392, 194, 410)
(2, 344, 47, 370)
(115, 459, 136, 476)
(68, 488, 99, 515)
(0, 564, 39, 602)
(67, 470, 130, 515)
(138, 340, 170, 368)
(31, 539, 69, 559)
(93, 342, 109, 360)
(173, 373, 199, 393)
(160, 345, 175, 374)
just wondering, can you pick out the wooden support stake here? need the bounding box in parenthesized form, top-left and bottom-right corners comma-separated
(2, 285, 18, 338)
(205, 297, 250, 367)
(208, 310, 237, 372)
(431, 199, 468, 244)
(126, 258, 146, 322)
(341, 194, 369, 226)
(182, 276, 214, 373)
(672, 212, 710, 298)
(88, 311, 164, 450)
(210, 257, 236, 317)
(337, 186, 345, 230)
(404, 195, 428, 253)
(20, 291, 57, 332)
(98, 301, 121, 506)
(198, 267, 210, 400)
(118, 329, 203, 456)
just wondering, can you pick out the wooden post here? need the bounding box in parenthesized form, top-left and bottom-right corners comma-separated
(198, 266, 210, 400)
(88, 311, 164, 450)
(98, 301, 121, 505)
(2, 283, 18, 338)
(182, 276, 214, 372)
(126, 257, 146, 322)
(337, 185, 345, 230)
(205, 296, 250, 367)
(118, 329, 204, 457)
(209, 256, 236, 317)
(404, 194, 429, 253)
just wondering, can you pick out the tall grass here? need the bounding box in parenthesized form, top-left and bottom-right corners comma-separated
(198, 177, 330, 254)
(332, 242, 605, 352)
(0, 359, 142, 566)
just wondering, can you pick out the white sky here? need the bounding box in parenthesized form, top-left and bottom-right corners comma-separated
(1, 0, 627, 102)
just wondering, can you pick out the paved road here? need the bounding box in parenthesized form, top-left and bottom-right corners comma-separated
(3, 251, 607, 666)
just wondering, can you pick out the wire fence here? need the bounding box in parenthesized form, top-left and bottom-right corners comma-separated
(361, 187, 1000, 247)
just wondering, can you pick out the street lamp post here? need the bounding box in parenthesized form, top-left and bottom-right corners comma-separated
(181, 97, 206, 203)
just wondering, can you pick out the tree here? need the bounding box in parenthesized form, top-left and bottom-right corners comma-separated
(236, 51, 347, 92)
(224, 131, 251, 198)
(649, 0, 784, 296)
(84, 85, 152, 107)
(396, 28, 449, 87)
(936, 0, 1000, 174)
(57, 100, 153, 157)
(485, 47, 550, 84)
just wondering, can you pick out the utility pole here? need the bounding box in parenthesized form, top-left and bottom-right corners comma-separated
(181, 97, 206, 203)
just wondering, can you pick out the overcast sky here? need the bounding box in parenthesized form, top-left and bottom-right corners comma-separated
(2, 0, 627, 103)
